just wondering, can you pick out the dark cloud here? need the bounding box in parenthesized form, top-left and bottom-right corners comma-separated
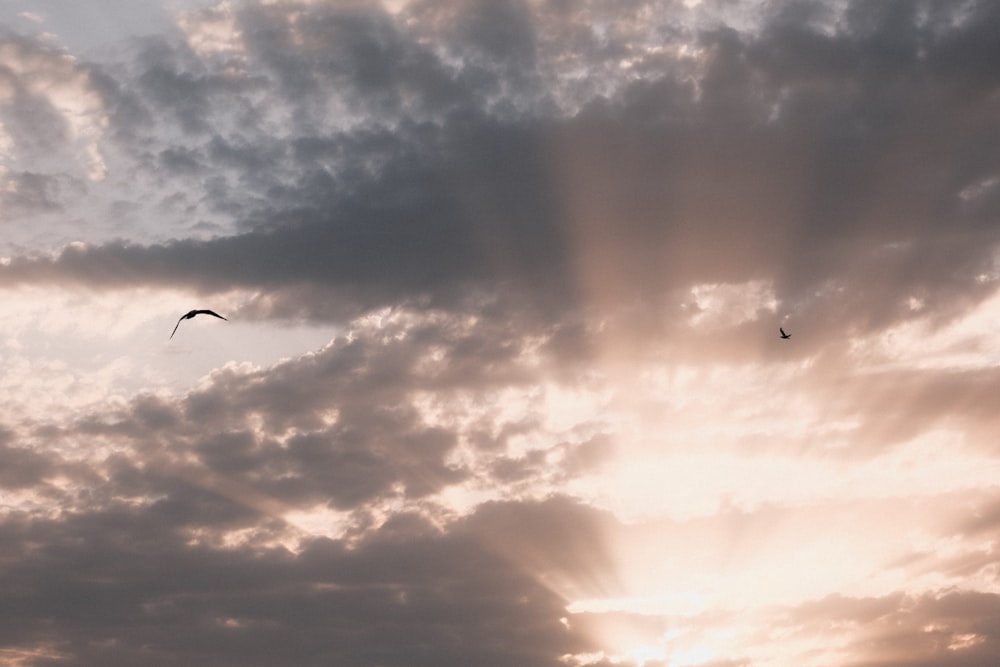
(0, 0, 997, 351)
(0, 493, 604, 666)
(0, 440, 55, 489)
(0, 171, 85, 215)
(2, 113, 572, 319)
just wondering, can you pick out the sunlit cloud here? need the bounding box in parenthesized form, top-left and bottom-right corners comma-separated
(686, 280, 778, 329)
(177, 4, 244, 59)
(1, 0, 1000, 665)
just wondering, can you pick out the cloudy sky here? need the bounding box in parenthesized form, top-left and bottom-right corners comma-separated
(1, 0, 1000, 665)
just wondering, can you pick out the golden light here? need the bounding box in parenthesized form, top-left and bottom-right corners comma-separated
(494, 104, 1000, 666)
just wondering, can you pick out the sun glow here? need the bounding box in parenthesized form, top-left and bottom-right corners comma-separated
(559, 632, 719, 667)
(567, 593, 707, 618)
(628, 644, 667, 666)
(527, 273, 1000, 666)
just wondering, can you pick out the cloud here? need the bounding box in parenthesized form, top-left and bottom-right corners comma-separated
(0, 500, 607, 666)
(0, 300, 616, 664)
(0, 169, 86, 214)
(0, 0, 994, 347)
(776, 590, 1000, 667)
(4, 1, 1000, 665)
(0, 31, 107, 167)
(1, 334, 611, 662)
(0, 287, 991, 664)
(0, 436, 57, 490)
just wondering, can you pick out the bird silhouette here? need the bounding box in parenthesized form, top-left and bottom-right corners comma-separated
(779, 327, 791, 339)
(170, 309, 228, 339)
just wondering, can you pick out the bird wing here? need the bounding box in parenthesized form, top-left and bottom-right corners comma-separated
(780, 328, 787, 335)
(169, 317, 183, 339)
(196, 309, 228, 321)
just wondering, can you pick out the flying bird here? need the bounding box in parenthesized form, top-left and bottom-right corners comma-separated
(170, 309, 228, 339)
(779, 327, 791, 339)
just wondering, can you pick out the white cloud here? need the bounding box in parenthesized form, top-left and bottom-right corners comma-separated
(686, 279, 778, 328)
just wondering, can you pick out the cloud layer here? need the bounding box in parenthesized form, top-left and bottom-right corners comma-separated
(2, 1, 1000, 665)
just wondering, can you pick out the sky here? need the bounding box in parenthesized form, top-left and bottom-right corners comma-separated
(1, 0, 1000, 665)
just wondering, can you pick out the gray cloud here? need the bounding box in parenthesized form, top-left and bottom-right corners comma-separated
(0, 440, 56, 490)
(0, 460, 604, 665)
(779, 590, 1000, 667)
(0, 34, 74, 153)
(0, 170, 85, 215)
(0, 307, 613, 664)
(0, 0, 996, 347)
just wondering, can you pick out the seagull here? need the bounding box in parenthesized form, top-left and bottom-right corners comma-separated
(779, 327, 791, 339)
(170, 309, 228, 339)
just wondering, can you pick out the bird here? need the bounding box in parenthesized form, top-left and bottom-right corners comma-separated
(779, 327, 791, 339)
(170, 309, 228, 339)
